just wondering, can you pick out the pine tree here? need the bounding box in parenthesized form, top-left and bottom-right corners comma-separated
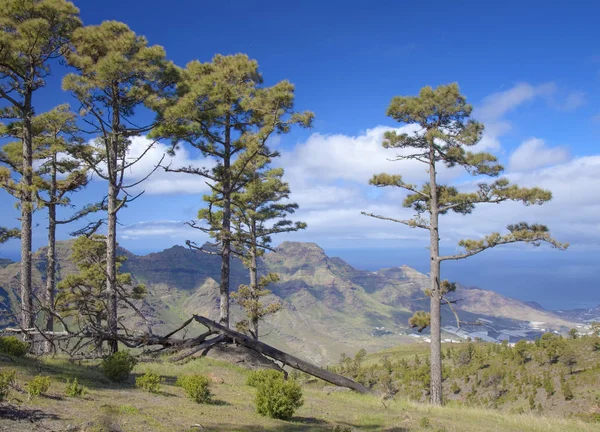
(56, 235, 146, 354)
(364, 83, 567, 405)
(33, 105, 97, 352)
(62, 21, 177, 352)
(155, 54, 313, 328)
(229, 157, 306, 339)
(0, 0, 81, 333)
(0, 105, 93, 350)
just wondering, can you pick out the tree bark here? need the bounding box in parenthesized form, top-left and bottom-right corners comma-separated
(428, 142, 443, 406)
(249, 236, 258, 340)
(20, 95, 34, 339)
(44, 174, 56, 353)
(219, 114, 232, 328)
(106, 172, 118, 354)
(105, 87, 120, 354)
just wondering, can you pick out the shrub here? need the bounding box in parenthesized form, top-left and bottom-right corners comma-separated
(136, 372, 161, 393)
(562, 381, 574, 401)
(101, 351, 137, 382)
(255, 374, 303, 420)
(246, 369, 285, 387)
(177, 374, 211, 403)
(65, 378, 86, 397)
(419, 416, 431, 428)
(0, 336, 29, 357)
(28, 375, 51, 398)
(450, 381, 460, 394)
(0, 370, 16, 401)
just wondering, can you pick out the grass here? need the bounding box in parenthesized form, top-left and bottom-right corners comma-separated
(0, 353, 598, 431)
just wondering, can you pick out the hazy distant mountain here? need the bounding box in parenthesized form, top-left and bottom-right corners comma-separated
(0, 240, 576, 364)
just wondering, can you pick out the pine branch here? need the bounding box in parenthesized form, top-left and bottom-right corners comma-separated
(440, 223, 568, 262)
(361, 211, 430, 230)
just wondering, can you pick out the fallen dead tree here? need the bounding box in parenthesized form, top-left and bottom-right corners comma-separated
(191, 315, 370, 393)
(3, 314, 370, 394)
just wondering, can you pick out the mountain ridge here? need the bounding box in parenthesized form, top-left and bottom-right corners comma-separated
(0, 240, 577, 363)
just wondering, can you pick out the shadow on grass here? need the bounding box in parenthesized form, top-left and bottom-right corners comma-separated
(197, 423, 409, 432)
(0, 356, 138, 391)
(0, 403, 60, 422)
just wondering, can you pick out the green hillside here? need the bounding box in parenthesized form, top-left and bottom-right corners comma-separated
(0, 351, 598, 431)
(331, 334, 600, 422)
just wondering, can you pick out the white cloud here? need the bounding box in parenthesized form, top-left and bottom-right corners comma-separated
(473, 82, 555, 151)
(112, 85, 600, 251)
(548, 90, 586, 112)
(476, 82, 555, 121)
(509, 138, 570, 172)
(123, 136, 214, 195)
(120, 220, 208, 241)
(440, 156, 600, 247)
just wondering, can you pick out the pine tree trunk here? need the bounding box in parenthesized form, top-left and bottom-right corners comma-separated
(219, 114, 232, 328)
(20, 97, 34, 338)
(106, 177, 118, 354)
(44, 204, 56, 353)
(44, 156, 57, 354)
(428, 143, 443, 406)
(106, 93, 120, 353)
(250, 239, 259, 340)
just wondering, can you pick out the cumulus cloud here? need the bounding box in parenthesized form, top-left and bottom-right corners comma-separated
(509, 138, 570, 172)
(122, 136, 214, 195)
(113, 85, 600, 251)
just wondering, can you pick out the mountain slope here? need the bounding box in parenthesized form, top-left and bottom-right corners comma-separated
(0, 240, 575, 363)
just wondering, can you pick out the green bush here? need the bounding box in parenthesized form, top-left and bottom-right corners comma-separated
(135, 372, 162, 393)
(562, 380, 574, 401)
(255, 374, 303, 420)
(176, 374, 211, 403)
(27, 375, 51, 398)
(101, 351, 137, 382)
(65, 378, 86, 397)
(246, 369, 285, 387)
(0, 336, 29, 357)
(0, 370, 16, 401)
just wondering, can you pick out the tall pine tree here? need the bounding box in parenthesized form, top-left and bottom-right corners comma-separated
(156, 54, 313, 328)
(63, 21, 177, 352)
(33, 105, 96, 352)
(0, 0, 81, 333)
(0, 105, 93, 348)
(364, 83, 567, 405)
(230, 157, 306, 339)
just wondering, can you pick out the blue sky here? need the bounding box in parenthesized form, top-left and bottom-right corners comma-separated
(1, 0, 599, 309)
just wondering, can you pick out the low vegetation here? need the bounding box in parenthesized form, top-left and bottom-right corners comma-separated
(135, 372, 162, 393)
(176, 374, 211, 403)
(0, 369, 15, 401)
(332, 333, 600, 420)
(100, 351, 137, 382)
(27, 375, 51, 398)
(253, 371, 304, 420)
(0, 348, 598, 431)
(0, 336, 29, 357)
(65, 378, 86, 397)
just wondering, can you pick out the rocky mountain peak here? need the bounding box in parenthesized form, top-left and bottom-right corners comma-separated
(272, 242, 327, 262)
